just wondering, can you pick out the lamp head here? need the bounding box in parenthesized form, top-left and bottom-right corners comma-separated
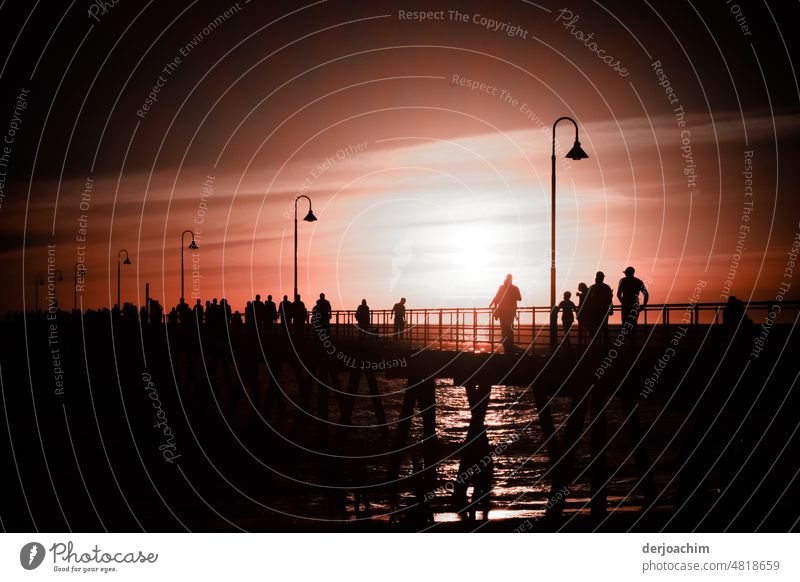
(566, 140, 589, 160)
(123, 257, 131, 265)
(57, 273, 64, 281)
(303, 209, 318, 222)
(188, 240, 198, 250)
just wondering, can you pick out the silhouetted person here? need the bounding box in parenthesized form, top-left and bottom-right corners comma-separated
(558, 291, 577, 348)
(221, 298, 232, 323)
(586, 271, 613, 349)
(177, 297, 192, 325)
(253, 294, 265, 331)
(150, 299, 163, 325)
(315, 293, 332, 332)
(391, 297, 407, 339)
(490, 274, 522, 354)
(207, 298, 220, 328)
(292, 294, 307, 336)
(265, 294, 277, 332)
(231, 310, 243, 332)
(193, 298, 204, 323)
(356, 299, 370, 337)
(723, 295, 753, 348)
(576, 282, 589, 345)
(617, 266, 649, 345)
(167, 307, 178, 329)
(244, 301, 255, 329)
(279, 294, 292, 331)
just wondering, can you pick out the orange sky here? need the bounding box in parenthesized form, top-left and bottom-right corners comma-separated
(1, 1, 798, 312)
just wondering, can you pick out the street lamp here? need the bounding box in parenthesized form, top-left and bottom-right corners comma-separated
(180, 229, 198, 301)
(52, 269, 64, 311)
(294, 195, 317, 300)
(117, 249, 131, 308)
(73, 262, 82, 311)
(34, 275, 44, 311)
(550, 116, 589, 348)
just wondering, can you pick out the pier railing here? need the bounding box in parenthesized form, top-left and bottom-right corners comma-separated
(322, 300, 800, 352)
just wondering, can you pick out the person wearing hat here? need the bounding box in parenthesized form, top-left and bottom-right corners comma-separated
(587, 271, 614, 348)
(617, 266, 649, 344)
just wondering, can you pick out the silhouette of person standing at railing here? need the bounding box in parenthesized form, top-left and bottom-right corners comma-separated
(558, 291, 577, 349)
(193, 298, 204, 323)
(315, 293, 332, 332)
(392, 297, 407, 339)
(586, 271, 613, 349)
(265, 294, 277, 333)
(356, 299, 370, 337)
(490, 274, 521, 354)
(293, 294, 307, 337)
(617, 266, 649, 345)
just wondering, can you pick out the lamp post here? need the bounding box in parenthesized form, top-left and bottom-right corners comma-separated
(180, 230, 198, 301)
(73, 262, 81, 311)
(117, 249, 131, 308)
(294, 195, 317, 300)
(34, 275, 44, 311)
(550, 116, 589, 348)
(52, 270, 64, 310)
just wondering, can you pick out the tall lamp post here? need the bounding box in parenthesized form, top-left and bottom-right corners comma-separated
(294, 195, 317, 300)
(52, 270, 64, 309)
(180, 229, 198, 301)
(550, 116, 589, 348)
(117, 249, 131, 308)
(34, 275, 45, 311)
(73, 262, 81, 311)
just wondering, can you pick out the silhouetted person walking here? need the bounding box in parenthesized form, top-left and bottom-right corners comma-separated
(587, 271, 613, 349)
(392, 297, 407, 339)
(558, 291, 576, 348)
(193, 298, 204, 323)
(315, 293, 332, 332)
(356, 299, 370, 337)
(490, 274, 522, 354)
(617, 266, 649, 345)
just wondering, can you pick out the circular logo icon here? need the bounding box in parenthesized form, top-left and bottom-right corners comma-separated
(20, 542, 46, 570)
